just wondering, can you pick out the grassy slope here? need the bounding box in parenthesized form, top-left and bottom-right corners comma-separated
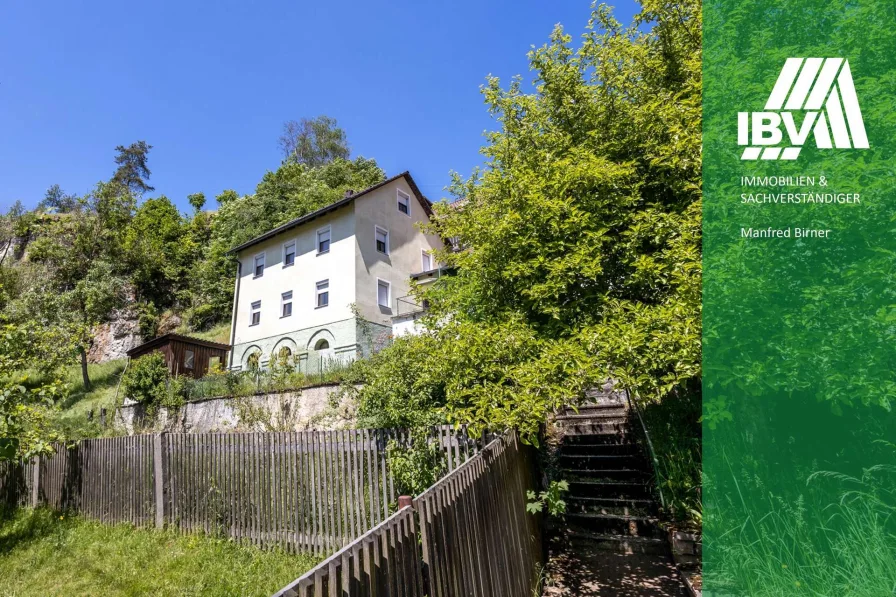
(46, 321, 231, 435)
(175, 321, 231, 344)
(0, 508, 316, 597)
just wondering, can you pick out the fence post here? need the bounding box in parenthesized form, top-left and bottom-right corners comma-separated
(398, 495, 413, 509)
(153, 433, 169, 528)
(30, 455, 40, 508)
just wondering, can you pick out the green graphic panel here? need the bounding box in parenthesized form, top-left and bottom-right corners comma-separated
(703, 1, 896, 595)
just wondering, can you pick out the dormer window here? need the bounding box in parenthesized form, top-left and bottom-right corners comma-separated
(397, 190, 411, 216)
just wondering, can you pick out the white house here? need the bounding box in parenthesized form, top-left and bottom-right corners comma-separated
(226, 172, 443, 371)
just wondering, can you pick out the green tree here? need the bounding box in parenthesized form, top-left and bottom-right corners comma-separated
(187, 192, 206, 213)
(0, 318, 69, 458)
(112, 141, 154, 195)
(278, 116, 350, 165)
(38, 185, 79, 214)
(27, 183, 134, 389)
(357, 1, 701, 441)
(123, 196, 188, 308)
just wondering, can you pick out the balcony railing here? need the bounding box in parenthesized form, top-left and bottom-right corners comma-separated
(395, 295, 428, 318)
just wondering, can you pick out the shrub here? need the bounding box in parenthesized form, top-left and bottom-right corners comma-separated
(121, 353, 168, 405)
(120, 352, 185, 414)
(386, 429, 446, 498)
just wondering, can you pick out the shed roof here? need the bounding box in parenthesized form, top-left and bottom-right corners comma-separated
(227, 171, 432, 255)
(126, 333, 231, 358)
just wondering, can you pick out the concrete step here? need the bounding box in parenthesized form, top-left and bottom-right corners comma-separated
(567, 496, 659, 517)
(558, 443, 640, 458)
(555, 412, 628, 424)
(561, 433, 635, 446)
(559, 403, 627, 417)
(568, 480, 653, 500)
(566, 513, 663, 538)
(559, 421, 628, 436)
(559, 528, 669, 555)
(559, 453, 646, 470)
(563, 468, 651, 483)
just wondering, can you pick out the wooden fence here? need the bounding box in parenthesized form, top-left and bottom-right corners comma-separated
(274, 431, 542, 597)
(0, 427, 479, 556)
(0, 458, 31, 509)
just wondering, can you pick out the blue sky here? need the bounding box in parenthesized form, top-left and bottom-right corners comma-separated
(0, 1, 638, 212)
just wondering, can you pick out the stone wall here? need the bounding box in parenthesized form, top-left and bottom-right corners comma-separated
(115, 383, 359, 434)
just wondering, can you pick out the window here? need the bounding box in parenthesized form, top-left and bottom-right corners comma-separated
(281, 291, 293, 318)
(250, 301, 261, 326)
(316, 280, 329, 308)
(317, 227, 331, 254)
(283, 241, 296, 267)
(377, 279, 391, 309)
(184, 350, 194, 370)
(375, 226, 389, 255)
(314, 339, 329, 350)
(397, 190, 411, 216)
(253, 253, 265, 278)
(422, 251, 433, 272)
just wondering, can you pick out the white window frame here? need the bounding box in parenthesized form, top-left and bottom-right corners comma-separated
(375, 225, 390, 255)
(377, 278, 391, 309)
(282, 239, 296, 268)
(316, 226, 331, 255)
(253, 252, 265, 278)
(316, 279, 329, 308)
(281, 291, 293, 318)
(421, 250, 433, 272)
(397, 189, 411, 217)
(250, 300, 261, 326)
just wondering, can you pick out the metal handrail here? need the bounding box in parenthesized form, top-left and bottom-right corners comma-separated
(625, 389, 667, 511)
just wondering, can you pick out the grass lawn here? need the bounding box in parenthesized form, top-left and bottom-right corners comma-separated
(0, 508, 316, 597)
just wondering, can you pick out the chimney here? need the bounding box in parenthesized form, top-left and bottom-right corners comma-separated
(344, 189, 354, 198)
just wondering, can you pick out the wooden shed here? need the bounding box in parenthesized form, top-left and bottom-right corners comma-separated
(126, 334, 230, 379)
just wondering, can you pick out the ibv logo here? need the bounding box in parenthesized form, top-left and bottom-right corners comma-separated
(738, 58, 868, 160)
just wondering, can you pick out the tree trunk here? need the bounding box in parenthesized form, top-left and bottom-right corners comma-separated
(80, 346, 91, 390)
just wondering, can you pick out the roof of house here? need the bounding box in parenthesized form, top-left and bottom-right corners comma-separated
(228, 171, 432, 255)
(126, 333, 231, 357)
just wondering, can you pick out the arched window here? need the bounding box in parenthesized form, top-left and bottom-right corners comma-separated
(246, 351, 261, 371)
(314, 339, 329, 350)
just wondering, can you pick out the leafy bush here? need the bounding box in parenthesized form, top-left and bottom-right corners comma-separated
(527, 480, 569, 517)
(386, 429, 446, 498)
(120, 353, 184, 413)
(349, 334, 446, 430)
(121, 353, 168, 405)
(639, 382, 701, 524)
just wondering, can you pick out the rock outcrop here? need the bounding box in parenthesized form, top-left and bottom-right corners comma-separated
(87, 308, 142, 363)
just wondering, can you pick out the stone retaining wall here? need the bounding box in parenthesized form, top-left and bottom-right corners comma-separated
(115, 383, 359, 434)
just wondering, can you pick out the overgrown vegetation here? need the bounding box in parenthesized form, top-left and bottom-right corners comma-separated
(0, 507, 317, 597)
(638, 384, 701, 524)
(386, 430, 446, 498)
(351, 1, 701, 447)
(0, 118, 380, 452)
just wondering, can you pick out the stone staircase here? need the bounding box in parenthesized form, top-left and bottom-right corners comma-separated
(543, 387, 689, 596)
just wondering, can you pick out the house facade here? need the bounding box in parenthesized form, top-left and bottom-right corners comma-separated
(227, 172, 443, 371)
